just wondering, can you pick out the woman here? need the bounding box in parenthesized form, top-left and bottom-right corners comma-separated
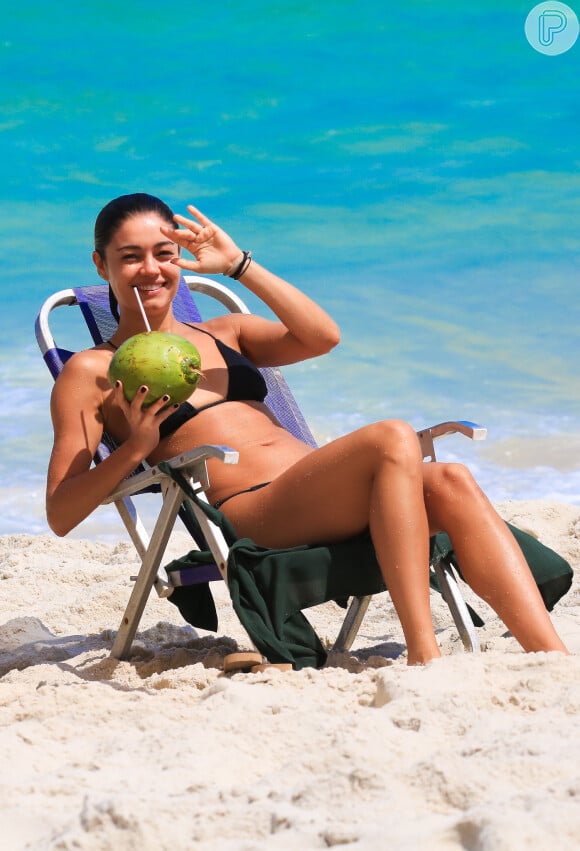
(47, 193, 569, 664)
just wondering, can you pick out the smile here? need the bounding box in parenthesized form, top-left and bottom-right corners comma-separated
(134, 284, 164, 292)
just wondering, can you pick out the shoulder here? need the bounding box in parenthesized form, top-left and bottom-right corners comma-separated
(180, 314, 241, 345)
(178, 314, 276, 360)
(56, 345, 110, 381)
(52, 345, 112, 405)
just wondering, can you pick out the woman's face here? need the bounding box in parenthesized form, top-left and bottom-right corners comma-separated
(93, 211, 180, 317)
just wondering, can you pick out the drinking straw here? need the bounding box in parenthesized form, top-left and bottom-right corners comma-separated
(133, 288, 151, 332)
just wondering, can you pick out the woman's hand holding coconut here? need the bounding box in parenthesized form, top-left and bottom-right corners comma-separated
(110, 380, 177, 460)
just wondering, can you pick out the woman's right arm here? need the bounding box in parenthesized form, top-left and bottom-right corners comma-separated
(46, 352, 169, 536)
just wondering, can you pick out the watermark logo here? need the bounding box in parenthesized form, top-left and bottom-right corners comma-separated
(525, 2, 579, 54)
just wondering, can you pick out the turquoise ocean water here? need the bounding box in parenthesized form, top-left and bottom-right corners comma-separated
(1, 0, 579, 539)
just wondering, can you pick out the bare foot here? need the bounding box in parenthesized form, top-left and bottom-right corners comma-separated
(406, 648, 442, 666)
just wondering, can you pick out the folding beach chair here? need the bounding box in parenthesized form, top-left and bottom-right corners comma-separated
(35, 276, 487, 662)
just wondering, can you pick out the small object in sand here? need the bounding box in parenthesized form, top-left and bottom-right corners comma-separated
(223, 651, 264, 673)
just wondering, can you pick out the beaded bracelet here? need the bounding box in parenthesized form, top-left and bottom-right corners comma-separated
(226, 250, 252, 280)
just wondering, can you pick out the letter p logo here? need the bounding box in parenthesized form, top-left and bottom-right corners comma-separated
(525, 2, 579, 54)
(539, 10, 567, 44)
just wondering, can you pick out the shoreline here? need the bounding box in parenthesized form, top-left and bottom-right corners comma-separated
(2, 440, 580, 541)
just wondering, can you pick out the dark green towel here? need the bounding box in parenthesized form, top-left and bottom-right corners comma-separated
(431, 527, 573, 615)
(160, 463, 573, 669)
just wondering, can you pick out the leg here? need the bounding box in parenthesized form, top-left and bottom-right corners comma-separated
(423, 463, 568, 654)
(222, 420, 441, 665)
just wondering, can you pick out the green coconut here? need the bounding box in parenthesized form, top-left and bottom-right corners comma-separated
(108, 331, 202, 406)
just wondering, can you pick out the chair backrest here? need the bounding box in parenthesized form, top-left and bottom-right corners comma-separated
(36, 276, 318, 451)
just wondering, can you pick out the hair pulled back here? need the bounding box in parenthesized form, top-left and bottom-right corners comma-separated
(94, 193, 176, 322)
(94, 193, 176, 257)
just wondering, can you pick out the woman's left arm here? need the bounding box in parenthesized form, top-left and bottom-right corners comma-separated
(231, 260, 341, 365)
(162, 205, 341, 364)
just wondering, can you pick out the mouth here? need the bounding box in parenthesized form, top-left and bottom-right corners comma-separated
(133, 283, 165, 293)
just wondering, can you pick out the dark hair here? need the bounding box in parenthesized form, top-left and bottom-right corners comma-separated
(94, 193, 176, 321)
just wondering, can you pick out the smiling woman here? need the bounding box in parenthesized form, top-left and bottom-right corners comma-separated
(45, 192, 569, 665)
(92, 193, 181, 322)
(46, 192, 340, 539)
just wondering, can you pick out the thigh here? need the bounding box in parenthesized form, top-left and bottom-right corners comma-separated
(221, 438, 371, 548)
(220, 420, 419, 548)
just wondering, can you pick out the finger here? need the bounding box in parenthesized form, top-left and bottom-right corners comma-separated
(171, 257, 201, 272)
(173, 213, 205, 235)
(113, 379, 130, 407)
(146, 393, 173, 413)
(160, 225, 186, 243)
(162, 227, 201, 258)
(129, 385, 150, 410)
(167, 222, 201, 243)
(186, 204, 212, 227)
(159, 402, 181, 422)
(159, 224, 183, 241)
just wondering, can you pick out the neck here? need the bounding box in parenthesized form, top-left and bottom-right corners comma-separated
(115, 305, 178, 340)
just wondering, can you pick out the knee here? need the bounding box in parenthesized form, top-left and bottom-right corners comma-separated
(365, 419, 422, 467)
(429, 462, 483, 504)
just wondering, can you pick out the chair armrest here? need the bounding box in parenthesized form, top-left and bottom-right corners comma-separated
(183, 275, 251, 314)
(103, 445, 239, 503)
(417, 420, 487, 461)
(35, 289, 78, 355)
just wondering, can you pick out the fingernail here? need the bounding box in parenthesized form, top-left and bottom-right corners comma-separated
(140, 386, 147, 394)
(162, 394, 170, 402)
(115, 380, 120, 388)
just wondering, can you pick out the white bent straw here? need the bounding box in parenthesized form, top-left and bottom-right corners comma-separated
(133, 287, 151, 332)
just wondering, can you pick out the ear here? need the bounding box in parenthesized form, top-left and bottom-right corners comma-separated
(92, 250, 108, 281)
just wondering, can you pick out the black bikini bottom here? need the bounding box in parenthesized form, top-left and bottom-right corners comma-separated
(213, 481, 271, 510)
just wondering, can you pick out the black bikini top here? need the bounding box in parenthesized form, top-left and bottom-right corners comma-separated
(157, 325, 267, 438)
(107, 324, 267, 438)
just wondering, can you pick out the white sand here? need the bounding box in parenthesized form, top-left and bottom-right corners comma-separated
(1, 499, 579, 850)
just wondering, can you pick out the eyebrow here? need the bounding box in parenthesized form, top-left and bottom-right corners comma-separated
(115, 240, 177, 252)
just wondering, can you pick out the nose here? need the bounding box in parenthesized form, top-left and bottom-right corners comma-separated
(140, 253, 160, 275)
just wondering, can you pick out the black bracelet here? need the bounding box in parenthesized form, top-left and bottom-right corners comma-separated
(230, 250, 252, 280)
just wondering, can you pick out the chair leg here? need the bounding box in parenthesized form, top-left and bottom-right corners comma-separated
(332, 595, 373, 653)
(110, 484, 184, 660)
(432, 560, 480, 653)
(333, 569, 481, 656)
(115, 495, 150, 560)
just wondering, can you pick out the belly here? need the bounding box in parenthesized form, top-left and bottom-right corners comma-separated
(147, 401, 315, 503)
